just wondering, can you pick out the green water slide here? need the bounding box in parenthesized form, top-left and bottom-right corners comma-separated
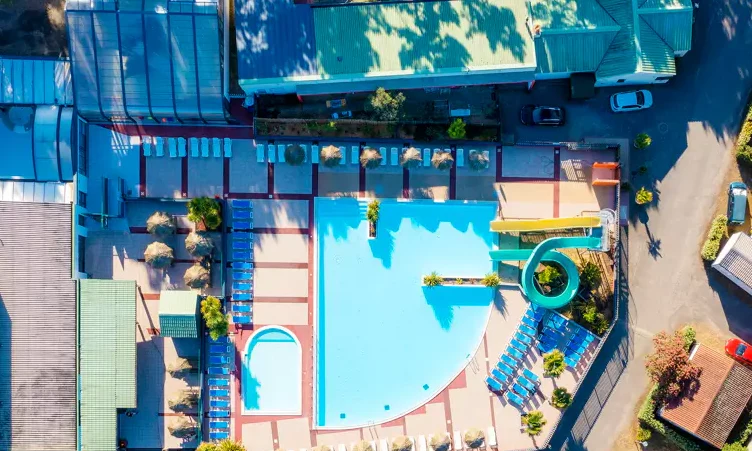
(489, 235, 603, 309)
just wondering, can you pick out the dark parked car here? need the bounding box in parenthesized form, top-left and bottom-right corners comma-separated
(520, 105, 565, 126)
(727, 181, 748, 225)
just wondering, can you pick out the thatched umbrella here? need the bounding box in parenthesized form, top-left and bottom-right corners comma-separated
(431, 151, 454, 171)
(360, 147, 382, 169)
(145, 242, 174, 268)
(167, 358, 196, 377)
(429, 434, 451, 451)
(285, 144, 306, 166)
(391, 436, 412, 451)
(468, 151, 490, 171)
(401, 147, 422, 169)
(147, 211, 176, 236)
(352, 441, 373, 451)
(312, 445, 331, 451)
(320, 145, 342, 168)
(168, 416, 196, 438)
(185, 231, 214, 258)
(463, 429, 485, 449)
(184, 264, 210, 289)
(168, 389, 198, 411)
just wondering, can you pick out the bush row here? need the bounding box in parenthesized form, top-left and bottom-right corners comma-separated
(700, 215, 728, 261)
(736, 105, 752, 167)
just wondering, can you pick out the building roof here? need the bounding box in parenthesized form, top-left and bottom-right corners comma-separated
(159, 290, 199, 338)
(0, 57, 73, 105)
(0, 201, 77, 451)
(713, 233, 752, 291)
(65, 0, 226, 123)
(79, 279, 137, 451)
(659, 345, 752, 449)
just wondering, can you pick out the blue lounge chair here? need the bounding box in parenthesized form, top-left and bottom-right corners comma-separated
(515, 332, 533, 345)
(510, 339, 527, 353)
(210, 431, 230, 440)
(233, 210, 252, 220)
(232, 251, 253, 261)
(232, 199, 252, 209)
(492, 368, 509, 384)
(522, 368, 540, 385)
(517, 376, 536, 393)
(233, 293, 252, 301)
(208, 367, 229, 375)
(537, 340, 556, 353)
(209, 336, 229, 343)
(566, 346, 585, 359)
(500, 353, 519, 367)
(505, 391, 524, 406)
(486, 376, 503, 392)
(232, 220, 252, 230)
(210, 389, 229, 398)
(540, 334, 558, 347)
(519, 324, 537, 337)
(210, 420, 230, 429)
(210, 345, 231, 354)
(565, 356, 579, 368)
(512, 383, 530, 398)
(233, 271, 252, 280)
(496, 361, 515, 376)
(233, 282, 252, 291)
(233, 231, 253, 240)
(209, 378, 229, 387)
(527, 307, 545, 322)
(507, 346, 525, 361)
(232, 304, 251, 313)
(521, 315, 537, 329)
(234, 316, 252, 325)
(210, 399, 230, 408)
(210, 355, 229, 365)
(232, 262, 253, 270)
(233, 240, 251, 250)
(208, 409, 230, 418)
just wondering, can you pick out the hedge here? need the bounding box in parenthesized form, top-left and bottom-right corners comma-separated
(735, 104, 752, 167)
(701, 215, 728, 261)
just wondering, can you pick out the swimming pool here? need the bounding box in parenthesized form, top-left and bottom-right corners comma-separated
(315, 198, 497, 428)
(242, 326, 302, 415)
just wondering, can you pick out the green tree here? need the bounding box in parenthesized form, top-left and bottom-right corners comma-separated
(423, 272, 444, 288)
(578, 261, 602, 290)
(481, 273, 500, 288)
(536, 265, 560, 285)
(543, 349, 566, 378)
(447, 119, 467, 139)
(645, 330, 701, 401)
(187, 197, 222, 230)
(366, 87, 406, 121)
(522, 411, 547, 437)
(216, 439, 247, 451)
(201, 296, 229, 340)
(635, 187, 653, 205)
(634, 133, 652, 149)
(366, 200, 380, 223)
(551, 387, 572, 408)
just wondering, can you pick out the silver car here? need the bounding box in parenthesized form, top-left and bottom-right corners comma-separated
(610, 90, 653, 112)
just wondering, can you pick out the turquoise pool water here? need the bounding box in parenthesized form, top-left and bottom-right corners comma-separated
(315, 198, 496, 428)
(242, 327, 302, 415)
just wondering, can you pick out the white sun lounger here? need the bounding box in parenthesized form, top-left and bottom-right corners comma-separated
(278, 144, 285, 162)
(268, 144, 276, 163)
(213, 137, 222, 157)
(338, 444, 347, 451)
(311, 145, 320, 164)
(189, 137, 198, 157)
(486, 427, 497, 448)
(155, 137, 164, 157)
(142, 136, 152, 156)
(351, 146, 359, 164)
(178, 137, 186, 157)
(168, 137, 177, 157)
(201, 137, 209, 157)
(391, 147, 398, 165)
(339, 146, 346, 165)
(224, 138, 232, 157)
(379, 439, 388, 451)
(256, 144, 265, 162)
(453, 431, 463, 451)
(457, 149, 465, 167)
(423, 148, 431, 167)
(418, 436, 427, 451)
(380, 147, 387, 166)
(369, 441, 377, 451)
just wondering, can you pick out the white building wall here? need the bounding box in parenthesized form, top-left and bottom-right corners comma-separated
(595, 71, 673, 87)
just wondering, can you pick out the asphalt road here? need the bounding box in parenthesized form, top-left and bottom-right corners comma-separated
(497, 0, 752, 448)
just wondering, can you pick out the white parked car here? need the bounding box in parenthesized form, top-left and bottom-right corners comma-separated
(610, 90, 653, 112)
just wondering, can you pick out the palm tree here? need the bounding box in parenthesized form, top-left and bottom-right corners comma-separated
(320, 145, 342, 167)
(360, 147, 382, 169)
(468, 151, 490, 171)
(144, 242, 174, 268)
(431, 150, 454, 171)
(285, 144, 306, 166)
(522, 411, 547, 436)
(401, 147, 422, 168)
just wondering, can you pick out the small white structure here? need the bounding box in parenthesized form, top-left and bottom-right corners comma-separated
(712, 232, 752, 296)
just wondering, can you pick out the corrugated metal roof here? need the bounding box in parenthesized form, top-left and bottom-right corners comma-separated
(715, 232, 752, 290)
(0, 181, 74, 203)
(0, 58, 73, 105)
(535, 31, 618, 73)
(639, 0, 692, 10)
(313, 0, 535, 77)
(530, 0, 618, 30)
(638, 18, 676, 74)
(79, 279, 137, 451)
(159, 290, 198, 338)
(595, 0, 639, 77)
(640, 10, 693, 53)
(0, 201, 76, 451)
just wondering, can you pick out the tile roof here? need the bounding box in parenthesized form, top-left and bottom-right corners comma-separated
(79, 279, 137, 451)
(714, 233, 752, 291)
(660, 345, 752, 449)
(0, 201, 77, 451)
(159, 290, 199, 338)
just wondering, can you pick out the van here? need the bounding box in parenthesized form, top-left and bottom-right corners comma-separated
(727, 182, 748, 225)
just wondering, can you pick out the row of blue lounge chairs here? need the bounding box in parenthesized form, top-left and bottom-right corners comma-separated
(208, 335, 232, 439)
(538, 312, 596, 368)
(231, 200, 254, 327)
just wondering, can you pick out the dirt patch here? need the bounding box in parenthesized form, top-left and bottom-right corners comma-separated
(0, 0, 68, 57)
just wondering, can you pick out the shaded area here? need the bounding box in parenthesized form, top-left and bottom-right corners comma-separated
(0, 0, 68, 57)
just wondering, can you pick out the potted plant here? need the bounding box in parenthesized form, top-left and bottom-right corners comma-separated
(187, 197, 222, 231)
(543, 349, 566, 378)
(635, 187, 653, 205)
(447, 118, 467, 139)
(521, 411, 547, 436)
(634, 133, 652, 149)
(360, 148, 383, 169)
(401, 147, 422, 169)
(366, 200, 380, 238)
(144, 242, 174, 268)
(423, 272, 444, 288)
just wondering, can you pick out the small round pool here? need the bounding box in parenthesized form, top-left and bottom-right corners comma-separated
(242, 326, 302, 415)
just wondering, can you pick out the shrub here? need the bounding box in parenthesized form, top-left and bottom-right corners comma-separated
(184, 264, 211, 289)
(447, 118, 467, 139)
(391, 436, 412, 451)
(736, 107, 752, 149)
(463, 428, 484, 449)
(216, 439, 247, 451)
(401, 147, 422, 168)
(736, 145, 752, 168)
(701, 215, 728, 261)
(366, 87, 405, 121)
(645, 330, 701, 402)
(636, 426, 652, 442)
(423, 272, 443, 288)
(185, 232, 214, 258)
(147, 211, 176, 236)
(352, 441, 373, 451)
(284, 144, 306, 166)
(468, 150, 490, 171)
(201, 296, 228, 340)
(579, 261, 602, 290)
(431, 151, 454, 171)
(321, 145, 343, 167)
(635, 187, 653, 205)
(188, 197, 222, 230)
(543, 349, 566, 378)
(481, 272, 501, 288)
(144, 242, 174, 268)
(634, 133, 652, 149)
(366, 200, 380, 223)
(168, 389, 198, 411)
(722, 443, 747, 451)
(429, 433, 450, 451)
(360, 148, 383, 169)
(551, 387, 572, 408)
(536, 265, 561, 285)
(681, 325, 696, 352)
(522, 411, 547, 437)
(638, 385, 703, 451)
(168, 417, 196, 438)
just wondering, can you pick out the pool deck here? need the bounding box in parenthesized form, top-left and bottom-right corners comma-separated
(84, 126, 619, 450)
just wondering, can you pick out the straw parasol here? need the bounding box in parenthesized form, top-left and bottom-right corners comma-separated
(185, 231, 214, 257)
(320, 145, 342, 168)
(360, 147, 383, 169)
(144, 242, 174, 268)
(463, 429, 485, 449)
(429, 433, 451, 451)
(184, 264, 210, 289)
(352, 441, 374, 451)
(468, 150, 490, 171)
(391, 436, 412, 451)
(431, 150, 454, 171)
(168, 416, 196, 438)
(146, 211, 176, 236)
(312, 446, 332, 451)
(401, 147, 422, 169)
(285, 144, 306, 166)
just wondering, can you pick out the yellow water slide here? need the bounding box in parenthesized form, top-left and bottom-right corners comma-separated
(490, 216, 601, 232)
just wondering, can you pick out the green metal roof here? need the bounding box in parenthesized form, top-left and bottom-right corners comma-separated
(639, 0, 692, 10)
(535, 31, 618, 73)
(637, 17, 676, 74)
(159, 290, 199, 338)
(639, 9, 693, 53)
(313, 0, 535, 77)
(79, 280, 137, 451)
(595, 0, 640, 78)
(530, 0, 618, 30)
